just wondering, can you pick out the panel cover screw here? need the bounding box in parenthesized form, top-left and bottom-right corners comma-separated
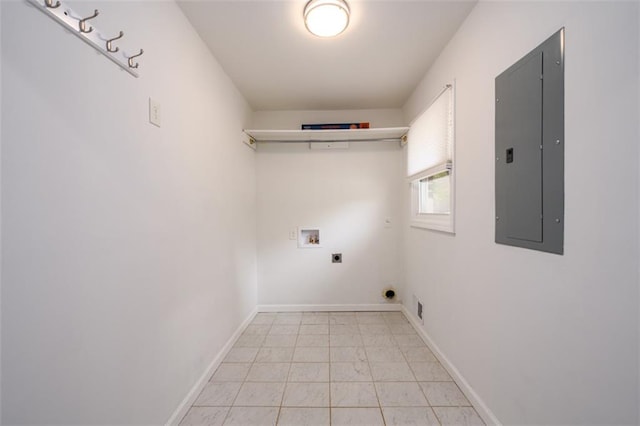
(555, 139, 560, 145)
(555, 218, 561, 223)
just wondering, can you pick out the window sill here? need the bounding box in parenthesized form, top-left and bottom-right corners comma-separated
(410, 218, 455, 234)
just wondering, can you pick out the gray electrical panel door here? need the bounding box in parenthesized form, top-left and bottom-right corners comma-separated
(499, 52, 543, 242)
(495, 29, 564, 254)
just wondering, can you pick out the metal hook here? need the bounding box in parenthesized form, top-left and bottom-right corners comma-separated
(44, 0, 60, 8)
(105, 31, 124, 53)
(78, 9, 99, 33)
(127, 49, 144, 69)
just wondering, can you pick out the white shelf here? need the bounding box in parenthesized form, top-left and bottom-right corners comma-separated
(243, 127, 409, 144)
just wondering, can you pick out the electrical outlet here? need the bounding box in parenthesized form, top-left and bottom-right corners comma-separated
(149, 98, 161, 127)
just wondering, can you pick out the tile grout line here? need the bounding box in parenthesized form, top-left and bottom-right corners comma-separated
(219, 317, 274, 425)
(277, 322, 301, 424)
(395, 314, 434, 409)
(365, 322, 387, 426)
(328, 314, 332, 426)
(389, 312, 441, 425)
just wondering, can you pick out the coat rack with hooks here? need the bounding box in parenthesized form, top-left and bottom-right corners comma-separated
(26, 0, 143, 77)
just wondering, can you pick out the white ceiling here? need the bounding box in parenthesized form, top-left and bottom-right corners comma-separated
(178, 0, 476, 111)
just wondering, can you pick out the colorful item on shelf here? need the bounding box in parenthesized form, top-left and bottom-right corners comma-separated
(301, 122, 370, 130)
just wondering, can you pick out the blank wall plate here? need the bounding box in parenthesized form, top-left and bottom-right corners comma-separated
(309, 141, 349, 150)
(149, 98, 161, 127)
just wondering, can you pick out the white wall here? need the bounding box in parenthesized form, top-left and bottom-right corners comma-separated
(254, 109, 405, 306)
(1, 1, 256, 424)
(0, 0, 3, 420)
(403, 2, 639, 425)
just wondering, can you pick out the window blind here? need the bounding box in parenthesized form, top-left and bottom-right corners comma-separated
(406, 85, 453, 178)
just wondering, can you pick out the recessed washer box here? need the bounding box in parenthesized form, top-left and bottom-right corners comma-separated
(298, 227, 321, 248)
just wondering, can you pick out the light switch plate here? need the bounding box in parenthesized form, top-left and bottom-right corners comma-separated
(149, 98, 161, 127)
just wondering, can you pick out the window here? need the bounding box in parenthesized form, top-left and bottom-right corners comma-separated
(419, 169, 450, 215)
(407, 84, 455, 233)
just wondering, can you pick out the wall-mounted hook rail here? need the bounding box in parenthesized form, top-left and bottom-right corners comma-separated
(44, 0, 60, 8)
(127, 49, 144, 69)
(25, 0, 141, 78)
(78, 9, 99, 33)
(105, 31, 124, 53)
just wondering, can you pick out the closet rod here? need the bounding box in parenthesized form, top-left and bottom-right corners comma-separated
(256, 137, 405, 144)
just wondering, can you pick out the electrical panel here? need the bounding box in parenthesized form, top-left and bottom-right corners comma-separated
(495, 29, 564, 254)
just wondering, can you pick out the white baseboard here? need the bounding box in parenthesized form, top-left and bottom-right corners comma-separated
(257, 303, 402, 312)
(401, 305, 501, 426)
(165, 308, 257, 426)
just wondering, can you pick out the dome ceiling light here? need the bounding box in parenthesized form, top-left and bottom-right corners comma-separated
(304, 0, 350, 38)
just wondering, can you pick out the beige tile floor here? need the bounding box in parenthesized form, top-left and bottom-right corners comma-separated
(179, 311, 485, 426)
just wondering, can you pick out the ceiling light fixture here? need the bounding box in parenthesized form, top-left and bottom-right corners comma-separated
(304, 0, 350, 38)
